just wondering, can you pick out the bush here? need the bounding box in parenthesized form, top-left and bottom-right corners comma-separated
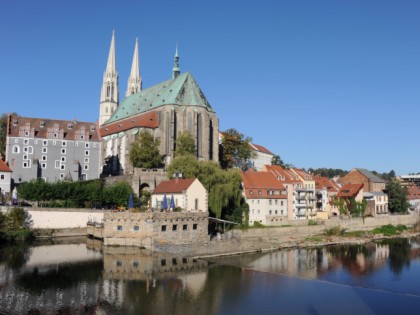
(308, 220, 318, 226)
(372, 224, 406, 236)
(324, 226, 346, 236)
(253, 221, 265, 228)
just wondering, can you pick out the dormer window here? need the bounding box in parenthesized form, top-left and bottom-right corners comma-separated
(90, 126, 95, 132)
(67, 123, 73, 129)
(40, 121, 45, 128)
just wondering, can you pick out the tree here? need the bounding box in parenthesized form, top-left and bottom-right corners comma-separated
(0, 112, 17, 159)
(219, 128, 255, 170)
(271, 154, 285, 167)
(129, 130, 162, 168)
(175, 132, 196, 157)
(386, 179, 410, 214)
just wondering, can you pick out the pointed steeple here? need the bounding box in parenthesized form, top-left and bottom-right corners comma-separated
(126, 37, 142, 97)
(172, 45, 180, 79)
(99, 31, 119, 126)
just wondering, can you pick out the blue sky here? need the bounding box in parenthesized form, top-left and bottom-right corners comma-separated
(1, 0, 419, 175)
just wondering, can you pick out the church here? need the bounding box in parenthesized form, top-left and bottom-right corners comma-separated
(99, 32, 219, 176)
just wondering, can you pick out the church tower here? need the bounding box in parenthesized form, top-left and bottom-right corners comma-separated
(126, 38, 142, 97)
(99, 31, 119, 126)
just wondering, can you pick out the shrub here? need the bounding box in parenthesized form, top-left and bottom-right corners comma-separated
(372, 224, 406, 236)
(253, 221, 265, 228)
(324, 226, 346, 236)
(308, 220, 318, 226)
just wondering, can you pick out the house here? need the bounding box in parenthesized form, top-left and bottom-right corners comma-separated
(407, 185, 420, 213)
(363, 192, 389, 216)
(249, 143, 274, 171)
(151, 178, 208, 212)
(241, 171, 288, 225)
(0, 159, 12, 196)
(336, 183, 364, 215)
(313, 175, 341, 218)
(290, 168, 317, 219)
(341, 168, 387, 193)
(5, 115, 101, 183)
(398, 174, 420, 187)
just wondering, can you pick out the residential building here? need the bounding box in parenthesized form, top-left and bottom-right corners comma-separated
(313, 175, 340, 218)
(151, 178, 208, 212)
(363, 192, 389, 216)
(290, 168, 317, 219)
(341, 168, 387, 193)
(249, 143, 274, 171)
(99, 33, 219, 176)
(0, 159, 12, 195)
(263, 165, 310, 220)
(407, 185, 420, 213)
(336, 183, 364, 215)
(398, 174, 420, 187)
(5, 116, 101, 183)
(241, 171, 288, 225)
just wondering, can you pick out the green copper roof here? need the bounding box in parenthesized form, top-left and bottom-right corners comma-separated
(104, 72, 214, 125)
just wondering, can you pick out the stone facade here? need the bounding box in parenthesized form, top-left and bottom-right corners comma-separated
(102, 211, 209, 249)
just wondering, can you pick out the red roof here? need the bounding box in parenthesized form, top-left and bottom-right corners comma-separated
(313, 175, 340, 192)
(7, 116, 100, 141)
(250, 143, 273, 155)
(153, 178, 196, 194)
(264, 165, 302, 184)
(100, 111, 159, 137)
(407, 185, 420, 200)
(0, 159, 12, 172)
(241, 171, 287, 199)
(337, 183, 364, 198)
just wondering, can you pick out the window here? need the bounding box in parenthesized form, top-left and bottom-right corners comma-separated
(258, 190, 262, 196)
(61, 157, 66, 162)
(42, 147, 47, 153)
(42, 155, 47, 161)
(281, 210, 284, 215)
(61, 148, 66, 154)
(14, 139, 18, 143)
(24, 139, 29, 145)
(195, 198, 199, 210)
(23, 160, 31, 168)
(183, 224, 188, 230)
(85, 150, 89, 156)
(62, 141, 66, 147)
(84, 158, 89, 163)
(84, 165, 89, 170)
(133, 226, 139, 231)
(55, 161, 60, 169)
(117, 225, 123, 231)
(60, 164, 65, 170)
(34, 140, 38, 144)
(12, 145, 19, 154)
(116, 261, 122, 267)
(193, 224, 198, 230)
(41, 163, 47, 169)
(85, 143, 90, 148)
(269, 210, 272, 215)
(1, 175, 4, 180)
(161, 259, 166, 266)
(75, 142, 78, 147)
(161, 225, 167, 232)
(250, 190, 253, 195)
(93, 143, 97, 148)
(172, 224, 177, 231)
(53, 133, 58, 138)
(281, 201, 284, 206)
(53, 141, 56, 145)
(23, 155, 28, 160)
(269, 200, 272, 205)
(133, 261, 139, 267)
(60, 173, 64, 179)
(172, 258, 177, 265)
(43, 140, 48, 146)
(275, 210, 278, 214)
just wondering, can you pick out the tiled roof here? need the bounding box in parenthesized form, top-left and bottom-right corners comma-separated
(354, 168, 387, 183)
(7, 116, 100, 141)
(250, 143, 273, 155)
(99, 111, 158, 137)
(337, 183, 364, 198)
(103, 72, 214, 126)
(264, 165, 302, 184)
(153, 178, 196, 194)
(291, 168, 313, 181)
(313, 176, 340, 192)
(0, 159, 12, 172)
(241, 171, 287, 199)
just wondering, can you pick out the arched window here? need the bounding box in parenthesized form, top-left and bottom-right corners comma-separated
(209, 119, 213, 160)
(12, 145, 20, 154)
(165, 112, 170, 155)
(196, 114, 202, 158)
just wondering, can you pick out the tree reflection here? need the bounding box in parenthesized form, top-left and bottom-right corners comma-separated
(0, 244, 30, 269)
(380, 238, 411, 275)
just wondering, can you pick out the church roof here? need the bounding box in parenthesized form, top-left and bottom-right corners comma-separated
(103, 72, 214, 125)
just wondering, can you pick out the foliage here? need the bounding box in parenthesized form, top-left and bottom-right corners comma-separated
(324, 226, 346, 236)
(0, 112, 17, 158)
(372, 224, 407, 236)
(386, 179, 410, 214)
(167, 156, 243, 221)
(308, 220, 318, 226)
(253, 221, 265, 228)
(219, 128, 255, 170)
(18, 179, 136, 209)
(305, 236, 323, 242)
(307, 168, 348, 178)
(0, 208, 33, 243)
(129, 130, 162, 168)
(175, 132, 196, 157)
(271, 154, 285, 167)
(333, 197, 367, 218)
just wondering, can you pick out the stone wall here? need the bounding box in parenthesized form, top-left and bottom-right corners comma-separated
(103, 211, 209, 249)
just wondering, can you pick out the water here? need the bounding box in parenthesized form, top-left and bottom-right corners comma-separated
(1, 237, 420, 314)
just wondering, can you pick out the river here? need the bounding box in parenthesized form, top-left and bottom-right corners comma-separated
(1, 237, 420, 314)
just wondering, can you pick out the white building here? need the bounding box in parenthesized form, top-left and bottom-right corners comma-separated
(0, 159, 12, 195)
(249, 143, 274, 171)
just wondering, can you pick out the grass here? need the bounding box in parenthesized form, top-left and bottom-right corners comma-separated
(342, 230, 366, 238)
(305, 236, 323, 242)
(372, 224, 407, 236)
(324, 226, 346, 236)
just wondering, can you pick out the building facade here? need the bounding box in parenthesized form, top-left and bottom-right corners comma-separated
(249, 143, 274, 171)
(0, 159, 12, 194)
(341, 168, 387, 193)
(5, 116, 101, 183)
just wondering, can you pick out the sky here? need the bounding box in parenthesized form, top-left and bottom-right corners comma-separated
(1, 0, 419, 175)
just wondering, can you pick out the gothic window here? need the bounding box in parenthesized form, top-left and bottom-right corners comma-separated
(165, 112, 170, 155)
(106, 85, 110, 98)
(111, 85, 115, 101)
(196, 114, 202, 158)
(209, 119, 214, 160)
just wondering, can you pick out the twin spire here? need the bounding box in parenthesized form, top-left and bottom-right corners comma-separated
(126, 37, 142, 96)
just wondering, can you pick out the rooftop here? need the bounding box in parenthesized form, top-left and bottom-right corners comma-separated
(153, 178, 196, 194)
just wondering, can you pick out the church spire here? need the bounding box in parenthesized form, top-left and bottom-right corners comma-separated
(172, 45, 180, 79)
(126, 37, 142, 97)
(99, 31, 119, 126)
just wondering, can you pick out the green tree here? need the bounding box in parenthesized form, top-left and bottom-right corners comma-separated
(271, 154, 285, 167)
(103, 181, 133, 208)
(0, 112, 17, 158)
(129, 130, 162, 168)
(167, 154, 200, 179)
(175, 132, 196, 157)
(219, 128, 255, 170)
(386, 179, 410, 214)
(4, 207, 32, 230)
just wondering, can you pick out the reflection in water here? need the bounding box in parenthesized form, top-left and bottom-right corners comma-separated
(1, 237, 420, 314)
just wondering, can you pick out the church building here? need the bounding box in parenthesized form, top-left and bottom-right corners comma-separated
(99, 32, 219, 176)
